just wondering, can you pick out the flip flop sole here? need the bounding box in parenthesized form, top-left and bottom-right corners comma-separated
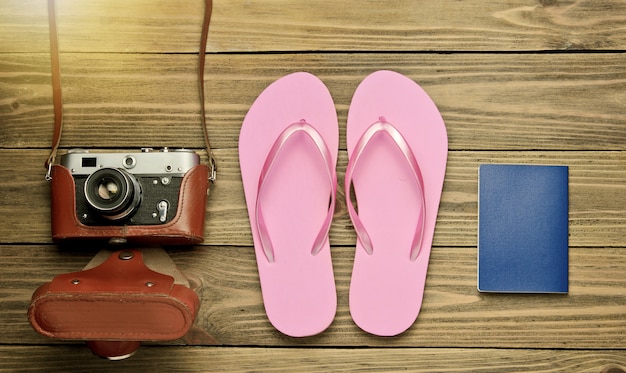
(239, 72, 338, 337)
(347, 70, 448, 336)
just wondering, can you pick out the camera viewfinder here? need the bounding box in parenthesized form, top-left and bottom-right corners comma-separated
(82, 157, 97, 167)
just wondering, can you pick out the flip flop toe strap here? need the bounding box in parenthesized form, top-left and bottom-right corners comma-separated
(345, 119, 426, 262)
(256, 121, 337, 263)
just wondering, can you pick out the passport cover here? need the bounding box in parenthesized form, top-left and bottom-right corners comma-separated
(478, 164, 568, 293)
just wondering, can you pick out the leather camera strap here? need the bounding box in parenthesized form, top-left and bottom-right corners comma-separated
(45, 0, 216, 183)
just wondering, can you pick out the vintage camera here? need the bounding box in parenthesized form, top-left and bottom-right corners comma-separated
(50, 148, 209, 244)
(63, 148, 198, 225)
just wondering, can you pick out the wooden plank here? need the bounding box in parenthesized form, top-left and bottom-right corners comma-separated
(1, 0, 623, 369)
(0, 150, 623, 247)
(0, 345, 624, 372)
(1, 245, 624, 349)
(2, 53, 625, 151)
(2, 0, 626, 53)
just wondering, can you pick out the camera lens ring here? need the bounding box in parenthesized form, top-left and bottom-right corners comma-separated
(84, 168, 142, 221)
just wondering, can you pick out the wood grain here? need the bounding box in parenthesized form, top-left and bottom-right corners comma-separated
(0, 0, 624, 370)
(0, 345, 624, 372)
(2, 53, 625, 151)
(1, 245, 625, 349)
(2, 0, 626, 53)
(0, 150, 623, 247)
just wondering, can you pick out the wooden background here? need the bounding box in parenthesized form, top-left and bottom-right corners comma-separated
(1, 0, 625, 371)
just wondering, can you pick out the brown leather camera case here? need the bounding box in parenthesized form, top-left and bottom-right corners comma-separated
(28, 249, 200, 344)
(50, 164, 209, 245)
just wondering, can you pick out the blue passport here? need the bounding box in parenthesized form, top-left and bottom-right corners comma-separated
(478, 164, 569, 293)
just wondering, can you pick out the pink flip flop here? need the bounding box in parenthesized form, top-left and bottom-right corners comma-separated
(346, 70, 448, 336)
(239, 72, 338, 337)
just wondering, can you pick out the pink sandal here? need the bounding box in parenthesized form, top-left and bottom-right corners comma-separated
(239, 72, 338, 337)
(346, 71, 448, 336)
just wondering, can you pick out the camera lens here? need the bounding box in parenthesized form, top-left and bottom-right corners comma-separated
(84, 168, 142, 221)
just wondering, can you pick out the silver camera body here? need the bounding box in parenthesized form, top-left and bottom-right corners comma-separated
(61, 148, 200, 226)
